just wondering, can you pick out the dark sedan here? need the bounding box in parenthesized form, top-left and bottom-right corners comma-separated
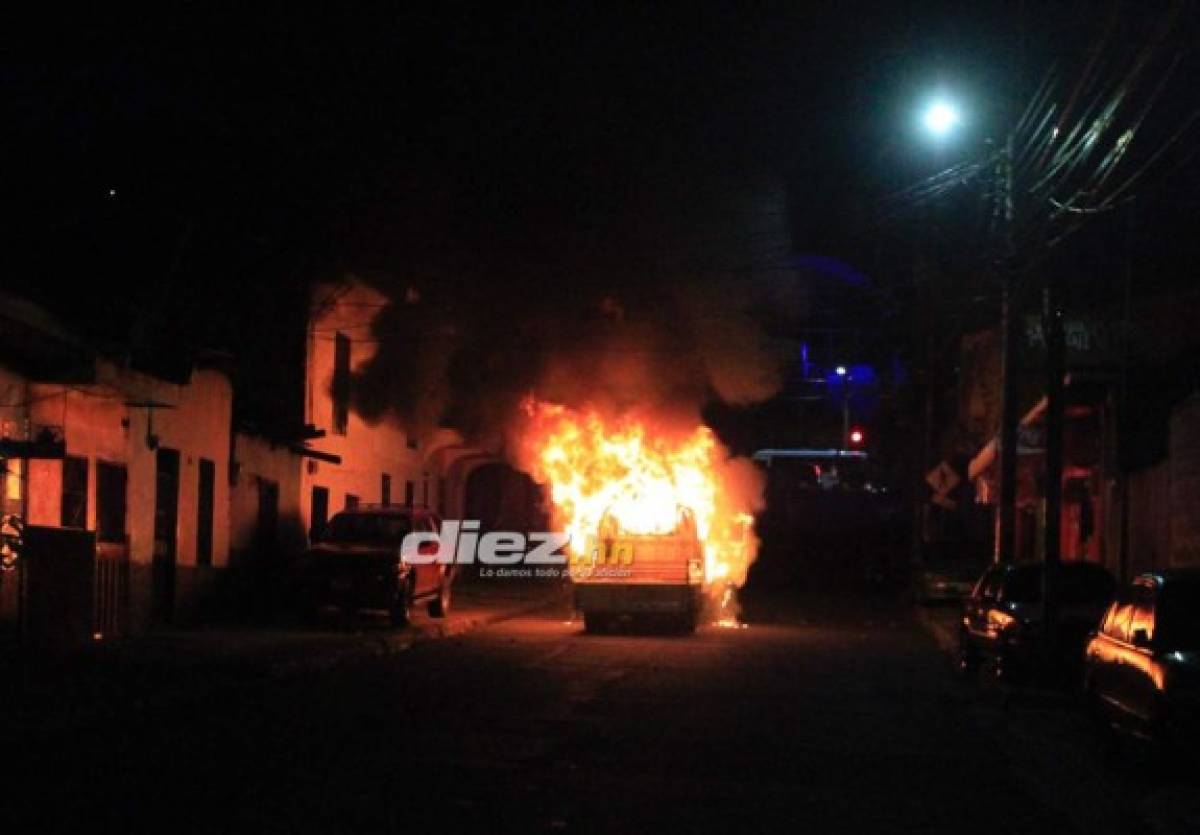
(959, 561, 1115, 682)
(1083, 569, 1200, 744)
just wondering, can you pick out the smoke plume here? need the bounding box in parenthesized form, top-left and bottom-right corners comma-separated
(349, 175, 794, 443)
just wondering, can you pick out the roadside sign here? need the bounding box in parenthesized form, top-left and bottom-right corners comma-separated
(925, 461, 960, 510)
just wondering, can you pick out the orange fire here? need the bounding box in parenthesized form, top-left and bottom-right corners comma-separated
(511, 398, 762, 592)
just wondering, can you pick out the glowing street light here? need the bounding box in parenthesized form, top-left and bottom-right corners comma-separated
(912, 89, 1019, 567)
(922, 100, 961, 138)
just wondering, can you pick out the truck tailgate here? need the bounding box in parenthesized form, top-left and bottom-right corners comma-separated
(574, 534, 698, 584)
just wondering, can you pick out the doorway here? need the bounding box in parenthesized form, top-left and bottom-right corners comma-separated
(152, 448, 180, 624)
(310, 485, 329, 542)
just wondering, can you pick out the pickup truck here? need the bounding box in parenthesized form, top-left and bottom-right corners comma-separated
(573, 505, 705, 633)
(294, 505, 453, 627)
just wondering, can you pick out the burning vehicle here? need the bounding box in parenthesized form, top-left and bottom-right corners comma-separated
(572, 505, 707, 632)
(513, 398, 762, 632)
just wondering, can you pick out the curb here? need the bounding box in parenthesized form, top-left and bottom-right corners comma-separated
(267, 590, 567, 671)
(914, 603, 960, 658)
(409, 591, 567, 642)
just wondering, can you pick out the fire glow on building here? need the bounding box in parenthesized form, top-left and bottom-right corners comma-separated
(512, 397, 764, 623)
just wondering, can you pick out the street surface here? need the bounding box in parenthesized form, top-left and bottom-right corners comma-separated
(7, 591, 1199, 834)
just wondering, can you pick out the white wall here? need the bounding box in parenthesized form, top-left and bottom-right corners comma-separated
(25, 363, 233, 569)
(301, 278, 432, 530)
(229, 431, 304, 558)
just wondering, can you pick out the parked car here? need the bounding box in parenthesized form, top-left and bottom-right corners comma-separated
(959, 561, 1115, 682)
(294, 505, 453, 626)
(1083, 570, 1200, 744)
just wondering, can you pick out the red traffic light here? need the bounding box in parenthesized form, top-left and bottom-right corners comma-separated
(848, 427, 865, 446)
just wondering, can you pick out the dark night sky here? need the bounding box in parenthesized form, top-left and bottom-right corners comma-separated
(4, 3, 1198, 428)
(4, 5, 1025, 290)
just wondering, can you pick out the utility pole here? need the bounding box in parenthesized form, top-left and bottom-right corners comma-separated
(835, 365, 852, 448)
(995, 134, 1020, 565)
(1117, 203, 1135, 583)
(1042, 271, 1065, 645)
(842, 373, 851, 448)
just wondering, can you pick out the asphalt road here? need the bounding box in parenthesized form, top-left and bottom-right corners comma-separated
(6, 592, 1185, 834)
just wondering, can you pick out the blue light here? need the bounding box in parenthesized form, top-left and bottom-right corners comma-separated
(792, 254, 872, 288)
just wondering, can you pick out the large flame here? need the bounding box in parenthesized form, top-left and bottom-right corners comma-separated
(512, 398, 762, 591)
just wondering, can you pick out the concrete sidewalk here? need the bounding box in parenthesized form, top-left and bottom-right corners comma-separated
(125, 576, 570, 671)
(3, 577, 568, 735)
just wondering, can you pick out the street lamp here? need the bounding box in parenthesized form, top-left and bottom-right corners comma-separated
(914, 90, 1020, 569)
(836, 366, 851, 448)
(922, 100, 962, 138)
(914, 97, 964, 568)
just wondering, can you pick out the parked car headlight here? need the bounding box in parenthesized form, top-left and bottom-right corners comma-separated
(987, 609, 1019, 636)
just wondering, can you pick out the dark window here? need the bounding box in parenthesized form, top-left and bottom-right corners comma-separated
(256, 478, 279, 548)
(310, 486, 330, 541)
(344, 493, 359, 510)
(1003, 564, 1114, 607)
(332, 332, 351, 436)
(1157, 580, 1200, 649)
(1001, 566, 1043, 604)
(96, 461, 127, 543)
(60, 455, 87, 527)
(153, 449, 181, 624)
(404, 480, 414, 507)
(61, 455, 88, 528)
(975, 567, 1004, 600)
(197, 458, 215, 567)
(1057, 565, 1116, 604)
(325, 512, 413, 545)
(381, 473, 392, 506)
(155, 449, 181, 545)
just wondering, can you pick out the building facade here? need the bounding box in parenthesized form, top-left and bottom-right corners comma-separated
(226, 276, 487, 569)
(1, 276, 522, 642)
(300, 279, 435, 531)
(946, 287, 1200, 583)
(1, 309, 233, 636)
